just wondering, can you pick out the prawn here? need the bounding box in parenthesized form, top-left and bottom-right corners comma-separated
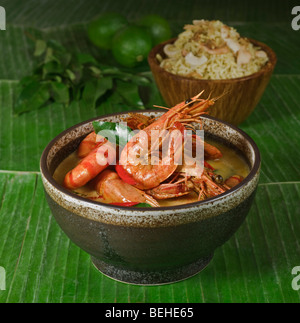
(63, 136, 116, 190)
(118, 91, 218, 190)
(94, 169, 159, 207)
(224, 175, 244, 188)
(146, 174, 194, 199)
(147, 171, 244, 201)
(191, 134, 222, 160)
(77, 131, 100, 158)
(146, 157, 229, 201)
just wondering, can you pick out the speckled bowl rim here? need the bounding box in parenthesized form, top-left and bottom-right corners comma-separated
(148, 37, 277, 83)
(40, 111, 260, 212)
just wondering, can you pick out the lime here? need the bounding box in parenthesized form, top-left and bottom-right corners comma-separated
(112, 25, 153, 68)
(138, 14, 172, 45)
(87, 13, 128, 50)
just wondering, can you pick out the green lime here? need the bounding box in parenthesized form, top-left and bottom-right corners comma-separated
(87, 13, 128, 50)
(112, 25, 153, 68)
(138, 14, 172, 45)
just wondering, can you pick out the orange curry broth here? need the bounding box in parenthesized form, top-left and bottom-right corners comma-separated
(53, 139, 250, 207)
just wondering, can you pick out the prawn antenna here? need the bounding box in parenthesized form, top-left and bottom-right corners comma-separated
(153, 105, 170, 111)
(212, 90, 230, 102)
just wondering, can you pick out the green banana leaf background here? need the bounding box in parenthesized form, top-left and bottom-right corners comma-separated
(0, 0, 300, 303)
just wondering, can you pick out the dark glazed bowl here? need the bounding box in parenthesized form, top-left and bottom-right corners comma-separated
(148, 38, 277, 126)
(40, 111, 261, 285)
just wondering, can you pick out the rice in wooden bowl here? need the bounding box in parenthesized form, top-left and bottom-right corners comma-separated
(148, 20, 277, 125)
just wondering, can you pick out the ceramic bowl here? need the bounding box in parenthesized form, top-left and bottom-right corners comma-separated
(40, 111, 260, 285)
(148, 38, 277, 125)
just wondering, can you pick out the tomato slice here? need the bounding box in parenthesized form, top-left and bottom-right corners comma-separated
(115, 164, 137, 185)
(110, 202, 139, 207)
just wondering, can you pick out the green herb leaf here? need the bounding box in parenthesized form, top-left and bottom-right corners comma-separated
(34, 39, 47, 57)
(134, 203, 152, 207)
(129, 75, 151, 86)
(46, 39, 67, 52)
(14, 80, 50, 115)
(14, 38, 155, 116)
(44, 47, 54, 64)
(65, 69, 76, 82)
(89, 66, 102, 76)
(96, 90, 125, 112)
(92, 121, 134, 147)
(75, 53, 98, 65)
(115, 80, 144, 109)
(50, 82, 70, 105)
(82, 77, 113, 108)
(42, 61, 64, 78)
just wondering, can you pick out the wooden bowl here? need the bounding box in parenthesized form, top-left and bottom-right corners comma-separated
(148, 38, 277, 125)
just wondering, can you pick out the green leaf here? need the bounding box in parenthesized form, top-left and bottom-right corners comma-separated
(75, 52, 98, 65)
(54, 75, 62, 83)
(99, 65, 120, 75)
(56, 52, 72, 69)
(92, 121, 134, 147)
(134, 203, 152, 207)
(129, 74, 151, 86)
(34, 39, 47, 57)
(138, 71, 164, 109)
(96, 90, 125, 113)
(65, 69, 76, 82)
(101, 68, 150, 86)
(16, 75, 40, 98)
(11, 34, 153, 116)
(115, 80, 144, 109)
(81, 81, 98, 107)
(82, 77, 113, 108)
(42, 61, 64, 78)
(14, 80, 50, 115)
(88, 66, 102, 76)
(44, 47, 54, 64)
(46, 39, 67, 53)
(50, 82, 69, 104)
(43, 40, 71, 68)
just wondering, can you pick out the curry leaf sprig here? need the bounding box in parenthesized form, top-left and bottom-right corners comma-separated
(14, 38, 151, 115)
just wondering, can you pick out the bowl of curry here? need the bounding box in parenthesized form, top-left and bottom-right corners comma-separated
(40, 98, 260, 285)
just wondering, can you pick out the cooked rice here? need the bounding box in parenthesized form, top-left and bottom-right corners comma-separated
(158, 20, 269, 80)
